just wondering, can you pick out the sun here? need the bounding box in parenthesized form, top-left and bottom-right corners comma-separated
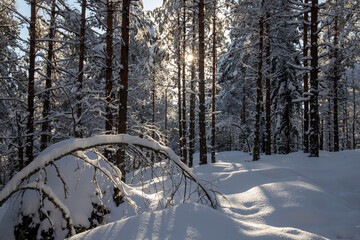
(186, 54, 194, 63)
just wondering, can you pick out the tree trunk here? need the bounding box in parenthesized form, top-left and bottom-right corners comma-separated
(181, 0, 187, 164)
(75, 0, 86, 138)
(320, 118, 324, 150)
(309, 0, 320, 157)
(118, 0, 130, 135)
(328, 99, 333, 151)
(198, 0, 207, 165)
(26, 0, 36, 164)
(343, 104, 349, 150)
(253, 15, 264, 161)
(41, 0, 56, 151)
(177, 13, 183, 160)
(265, 12, 271, 155)
(333, 0, 339, 151)
(242, 88, 246, 125)
(164, 87, 168, 138)
(352, 71, 356, 149)
(211, 1, 217, 164)
(105, 0, 114, 133)
(303, 0, 310, 153)
(285, 93, 291, 154)
(117, 0, 130, 174)
(17, 112, 24, 171)
(164, 87, 168, 134)
(189, 10, 196, 168)
(152, 76, 155, 141)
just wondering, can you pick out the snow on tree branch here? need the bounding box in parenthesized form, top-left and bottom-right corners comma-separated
(0, 134, 218, 238)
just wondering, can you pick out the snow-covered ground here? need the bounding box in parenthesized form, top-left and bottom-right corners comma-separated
(69, 150, 360, 240)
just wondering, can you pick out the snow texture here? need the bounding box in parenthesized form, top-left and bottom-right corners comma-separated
(0, 134, 216, 239)
(69, 150, 360, 240)
(0, 135, 215, 209)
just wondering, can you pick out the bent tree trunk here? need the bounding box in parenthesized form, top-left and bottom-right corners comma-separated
(0, 135, 218, 238)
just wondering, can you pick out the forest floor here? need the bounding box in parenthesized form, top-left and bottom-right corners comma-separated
(69, 150, 360, 240)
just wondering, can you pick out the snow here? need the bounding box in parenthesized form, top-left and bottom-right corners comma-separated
(0, 155, 114, 239)
(0, 134, 214, 208)
(0, 135, 216, 239)
(68, 150, 360, 240)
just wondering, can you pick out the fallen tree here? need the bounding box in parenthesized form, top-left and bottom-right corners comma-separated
(0, 134, 217, 239)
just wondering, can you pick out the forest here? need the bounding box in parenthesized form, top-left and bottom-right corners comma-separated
(0, 0, 359, 239)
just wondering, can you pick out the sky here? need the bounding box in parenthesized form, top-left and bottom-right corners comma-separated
(16, 0, 163, 13)
(143, 0, 163, 11)
(16, 0, 163, 41)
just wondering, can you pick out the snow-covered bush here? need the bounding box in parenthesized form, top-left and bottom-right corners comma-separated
(0, 134, 217, 239)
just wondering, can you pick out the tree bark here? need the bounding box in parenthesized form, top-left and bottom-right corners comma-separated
(198, 0, 207, 165)
(181, 0, 187, 164)
(26, 0, 36, 164)
(333, 0, 339, 151)
(265, 12, 271, 155)
(328, 99, 333, 151)
(75, 0, 86, 138)
(152, 75, 155, 141)
(309, 0, 320, 157)
(164, 87, 168, 137)
(189, 9, 196, 168)
(117, 0, 130, 173)
(76, 0, 86, 137)
(177, 12, 183, 160)
(118, 0, 130, 135)
(242, 89, 246, 124)
(253, 15, 264, 161)
(352, 70, 356, 149)
(105, 0, 114, 133)
(41, 0, 56, 151)
(211, 1, 217, 163)
(320, 118, 324, 150)
(17, 112, 24, 171)
(303, 0, 310, 153)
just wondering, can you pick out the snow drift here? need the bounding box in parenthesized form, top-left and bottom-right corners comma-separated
(69, 150, 360, 240)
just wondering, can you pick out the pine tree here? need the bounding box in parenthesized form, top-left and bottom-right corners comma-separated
(75, 0, 87, 138)
(177, 10, 183, 160)
(198, 0, 207, 165)
(265, 10, 271, 155)
(0, 0, 26, 172)
(181, 0, 187, 164)
(211, 0, 217, 163)
(303, 0, 310, 153)
(118, 0, 131, 135)
(26, 0, 37, 164)
(309, 0, 320, 157)
(40, 0, 56, 151)
(332, 0, 340, 152)
(188, 4, 197, 168)
(253, 13, 264, 161)
(105, 0, 114, 133)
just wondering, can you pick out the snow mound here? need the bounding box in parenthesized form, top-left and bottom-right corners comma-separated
(69, 150, 360, 239)
(69, 202, 323, 240)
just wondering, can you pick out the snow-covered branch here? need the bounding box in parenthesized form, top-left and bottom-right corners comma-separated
(0, 134, 218, 238)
